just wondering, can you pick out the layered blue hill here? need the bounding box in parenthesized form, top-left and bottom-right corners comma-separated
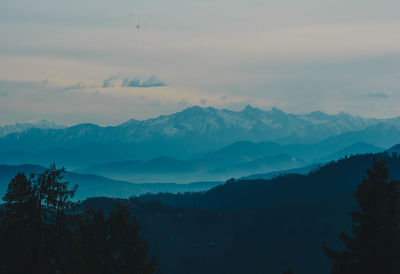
(0, 164, 222, 200)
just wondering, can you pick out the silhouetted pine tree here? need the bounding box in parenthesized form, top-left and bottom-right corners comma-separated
(33, 164, 82, 272)
(0, 165, 80, 273)
(323, 159, 400, 274)
(0, 166, 158, 273)
(0, 173, 40, 273)
(34, 163, 77, 221)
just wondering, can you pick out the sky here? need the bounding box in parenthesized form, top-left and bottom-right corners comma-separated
(1, 0, 400, 126)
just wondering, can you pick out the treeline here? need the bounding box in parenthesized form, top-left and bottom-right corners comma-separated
(138, 152, 400, 210)
(134, 154, 400, 274)
(0, 164, 157, 274)
(2, 155, 400, 274)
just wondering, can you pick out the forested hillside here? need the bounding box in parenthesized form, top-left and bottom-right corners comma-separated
(81, 152, 400, 274)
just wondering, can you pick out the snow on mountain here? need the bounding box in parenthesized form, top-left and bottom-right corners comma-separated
(0, 106, 398, 163)
(0, 120, 64, 137)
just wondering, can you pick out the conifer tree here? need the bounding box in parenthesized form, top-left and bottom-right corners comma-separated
(0, 173, 39, 273)
(0, 166, 79, 273)
(0, 166, 157, 274)
(323, 159, 400, 274)
(34, 163, 77, 221)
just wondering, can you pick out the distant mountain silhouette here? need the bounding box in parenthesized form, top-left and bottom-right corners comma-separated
(78, 151, 305, 183)
(203, 139, 385, 163)
(208, 153, 304, 176)
(313, 142, 384, 162)
(317, 123, 400, 148)
(387, 143, 400, 155)
(1, 106, 398, 168)
(78, 140, 386, 183)
(0, 164, 222, 200)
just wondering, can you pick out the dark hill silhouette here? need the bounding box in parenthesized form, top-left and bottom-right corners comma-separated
(139, 152, 400, 210)
(74, 152, 400, 274)
(243, 163, 323, 180)
(81, 194, 352, 274)
(387, 143, 400, 155)
(313, 141, 384, 162)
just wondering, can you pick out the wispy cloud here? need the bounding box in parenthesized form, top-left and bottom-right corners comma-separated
(102, 76, 118, 88)
(121, 76, 167, 88)
(61, 82, 86, 92)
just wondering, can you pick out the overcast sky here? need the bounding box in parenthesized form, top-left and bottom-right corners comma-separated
(1, 0, 400, 126)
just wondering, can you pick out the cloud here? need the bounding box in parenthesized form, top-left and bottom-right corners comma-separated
(142, 76, 167, 87)
(122, 77, 140, 87)
(367, 92, 390, 98)
(102, 76, 118, 88)
(61, 82, 86, 92)
(121, 76, 167, 88)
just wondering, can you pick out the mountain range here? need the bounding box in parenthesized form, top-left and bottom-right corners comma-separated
(0, 106, 396, 151)
(0, 105, 397, 182)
